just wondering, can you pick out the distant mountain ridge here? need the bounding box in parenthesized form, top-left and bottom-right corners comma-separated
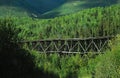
(0, 0, 120, 18)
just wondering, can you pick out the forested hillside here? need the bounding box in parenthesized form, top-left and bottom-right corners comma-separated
(14, 4, 120, 40)
(0, 0, 120, 18)
(0, 1, 120, 78)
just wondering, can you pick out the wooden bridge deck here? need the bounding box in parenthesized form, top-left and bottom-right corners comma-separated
(20, 36, 114, 54)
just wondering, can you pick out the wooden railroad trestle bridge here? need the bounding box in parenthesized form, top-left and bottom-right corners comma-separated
(21, 36, 113, 54)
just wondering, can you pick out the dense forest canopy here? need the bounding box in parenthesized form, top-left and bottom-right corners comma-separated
(6, 4, 119, 40)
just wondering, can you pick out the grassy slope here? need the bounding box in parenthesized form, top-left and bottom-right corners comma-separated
(0, 0, 120, 18)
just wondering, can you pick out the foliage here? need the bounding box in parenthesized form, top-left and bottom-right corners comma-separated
(0, 18, 36, 78)
(38, 4, 120, 39)
(0, 18, 21, 53)
(94, 36, 120, 78)
(12, 4, 120, 40)
(33, 53, 93, 78)
(1, 4, 119, 41)
(0, 3, 120, 78)
(31, 36, 120, 78)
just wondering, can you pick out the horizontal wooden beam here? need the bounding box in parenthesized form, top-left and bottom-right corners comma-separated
(20, 36, 114, 43)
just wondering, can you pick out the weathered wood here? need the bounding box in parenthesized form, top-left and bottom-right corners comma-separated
(20, 36, 114, 54)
